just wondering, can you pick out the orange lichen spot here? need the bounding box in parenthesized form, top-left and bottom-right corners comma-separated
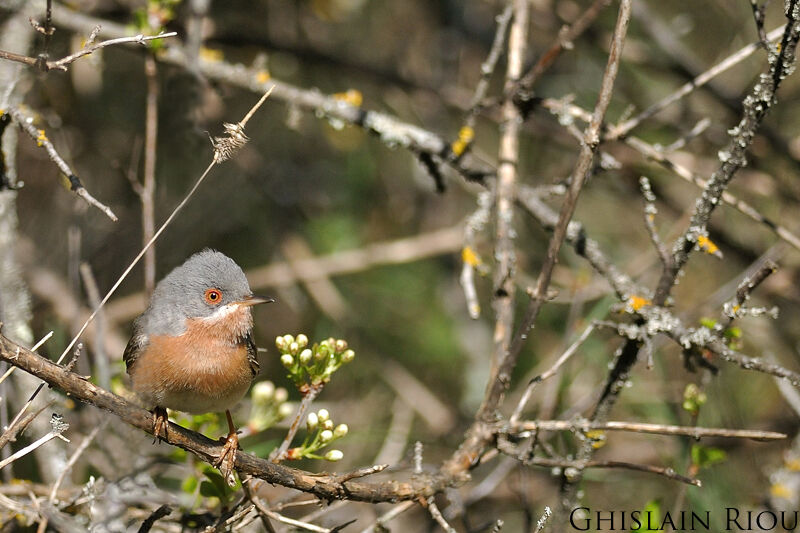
(451, 126, 475, 157)
(771, 483, 793, 499)
(199, 47, 224, 62)
(36, 129, 47, 146)
(628, 295, 651, 311)
(333, 89, 363, 107)
(697, 235, 722, 258)
(786, 457, 800, 471)
(462, 246, 482, 267)
(256, 70, 271, 83)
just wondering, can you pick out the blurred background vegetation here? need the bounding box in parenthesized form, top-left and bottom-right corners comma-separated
(3, 0, 800, 531)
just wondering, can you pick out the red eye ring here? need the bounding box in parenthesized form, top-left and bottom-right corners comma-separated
(204, 288, 223, 304)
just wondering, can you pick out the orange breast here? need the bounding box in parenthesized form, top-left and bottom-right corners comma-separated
(130, 314, 254, 414)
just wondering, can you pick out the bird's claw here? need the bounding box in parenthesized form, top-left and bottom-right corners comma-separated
(152, 406, 169, 444)
(214, 432, 240, 487)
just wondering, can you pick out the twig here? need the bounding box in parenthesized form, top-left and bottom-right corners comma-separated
(359, 501, 415, 533)
(510, 322, 597, 424)
(639, 177, 670, 267)
(6, 105, 118, 221)
(0, 401, 53, 451)
(513, 419, 785, 441)
(526, 456, 701, 487)
(0, 31, 176, 72)
(719, 260, 777, 329)
(427, 497, 457, 533)
(0, 414, 68, 471)
(454, 3, 513, 159)
(270, 385, 322, 462)
(461, 191, 492, 319)
(249, 492, 330, 533)
(0, 330, 52, 386)
(78, 264, 109, 390)
(534, 507, 552, 533)
(241, 478, 276, 533)
(48, 420, 105, 503)
(606, 25, 786, 140)
(749, 0, 771, 50)
(142, 54, 158, 297)
(5, 341, 82, 432)
(662, 118, 711, 153)
(516, 0, 612, 97)
(490, 0, 529, 373)
(136, 504, 172, 533)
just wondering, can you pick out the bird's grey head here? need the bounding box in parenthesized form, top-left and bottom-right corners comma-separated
(138, 249, 261, 336)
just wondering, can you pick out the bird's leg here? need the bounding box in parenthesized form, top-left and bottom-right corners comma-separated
(152, 406, 169, 443)
(214, 409, 240, 487)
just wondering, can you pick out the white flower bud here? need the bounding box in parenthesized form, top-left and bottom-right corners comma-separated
(317, 409, 330, 422)
(322, 419, 334, 431)
(335, 339, 347, 353)
(306, 412, 318, 431)
(289, 342, 300, 355)
(282, 334, 295, 347)
(324, 449, 343, 461)
(251, 381, 275, 402)
(280, 354, 294, 368)
(333, 424, 348, 438)
(341, 349, 355, 363)
(275, 336, 286, 350)
(320, 429, 333, 443)
(299, 348, 313, 364)
(296, 334, 308, 348)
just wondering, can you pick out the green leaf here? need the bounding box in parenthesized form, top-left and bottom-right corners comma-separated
(181, 475, 198, 495)
(691, 444, 727, 469)
(199, 480, 221, 499)
(699, 317, 717, 329)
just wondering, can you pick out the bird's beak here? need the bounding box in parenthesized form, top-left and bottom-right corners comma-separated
(239, 295, 275, 307)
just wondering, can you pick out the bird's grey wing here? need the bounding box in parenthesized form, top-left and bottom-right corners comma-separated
(123, 323, 149, 375)
(245, 332, 260, 377)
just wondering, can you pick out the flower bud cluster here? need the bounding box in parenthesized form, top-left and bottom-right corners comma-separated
(275, 334, 355, 390)
(286, 408, 348, 462)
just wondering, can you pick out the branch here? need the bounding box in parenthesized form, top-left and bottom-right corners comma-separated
(0, 333, 454, 503)
(5, 106, 118, 221)
(654, 3, 800, 304)
(513, 419, 786, 441)
(491, 0, 529, 374)
(46, 5, 495, 184)
(0, 31, 176, 71)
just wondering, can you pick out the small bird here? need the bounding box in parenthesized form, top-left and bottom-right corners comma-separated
(123, 249, 272, 481)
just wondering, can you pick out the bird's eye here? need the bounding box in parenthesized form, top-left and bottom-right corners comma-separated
(204, 288, 223, 304)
